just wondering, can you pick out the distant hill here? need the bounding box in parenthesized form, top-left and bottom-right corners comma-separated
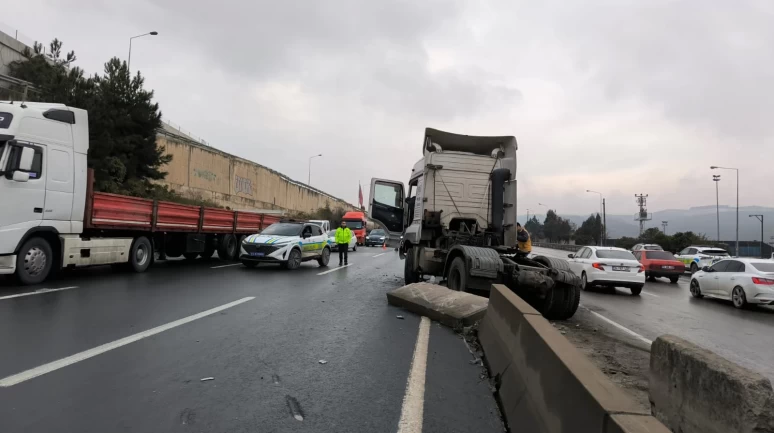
(520, 205, 774, 242)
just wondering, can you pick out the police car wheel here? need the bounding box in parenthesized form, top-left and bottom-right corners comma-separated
(286, 249, 302, 270)
(318, 247, 330, 267)
(690, 263, 698, 274)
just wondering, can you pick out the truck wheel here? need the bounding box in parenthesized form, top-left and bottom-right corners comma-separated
(129, 236, 153, 273)
(218, 234, 238, 261)
(447, 257, 468, 292)
(404, 248, 420, 284)
(532, 255, 571, 272)
(16, 237, 53, 285)
(541, 270, 581, 320)
(183, 252, 199, 260)
(318, 247, 331, 267)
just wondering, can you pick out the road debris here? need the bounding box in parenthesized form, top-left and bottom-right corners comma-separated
(200, 377, 214, 382)
(396, 315, 404, 319)
(318, 360, 328, 364)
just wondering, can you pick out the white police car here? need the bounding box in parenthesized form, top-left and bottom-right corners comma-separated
(240, 221, 331, 269)
(675, 246, 729, 274)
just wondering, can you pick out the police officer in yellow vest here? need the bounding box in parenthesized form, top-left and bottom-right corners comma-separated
(516, 222, 532, 255)
(335, 221, 353, 266)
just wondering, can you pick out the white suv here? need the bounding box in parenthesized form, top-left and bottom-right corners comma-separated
(675, 246, 729, 274)
(240, 221, 331, 269)
(567, 246, 645, 295)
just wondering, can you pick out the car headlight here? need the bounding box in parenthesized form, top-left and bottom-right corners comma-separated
(379, 237, 385, 240)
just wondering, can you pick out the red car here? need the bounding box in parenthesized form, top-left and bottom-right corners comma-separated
(633, 250, 685, 283)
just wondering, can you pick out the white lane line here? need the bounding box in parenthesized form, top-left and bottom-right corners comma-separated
(0, 297, 255, 387)
(317, 264, 352, 275)
(585, 308, 652, 345)
(641, 291, 659, 298)
(397, 316, 431, 433)
(211, 263, 242, 269)
(372, 253, 387, 258)
(0, 286, 78, 301)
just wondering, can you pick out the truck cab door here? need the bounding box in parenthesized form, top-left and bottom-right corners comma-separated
(0, 142, 45, 253)
(369, 178, 405, 239)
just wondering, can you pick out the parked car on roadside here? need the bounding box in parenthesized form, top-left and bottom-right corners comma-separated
(675, 246, 729, 274)
(567, 246, 645, 295)
(689, 258, 774, 308)
(365, 229, 387, 246)
(632, 243, 664, 252)
(326, 230, 357, 252)
(633, 250, 685, 283)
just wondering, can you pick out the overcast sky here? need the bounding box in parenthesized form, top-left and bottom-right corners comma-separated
(5, 1, 774, 215)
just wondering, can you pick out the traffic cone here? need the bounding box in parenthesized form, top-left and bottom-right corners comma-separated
(382, 238, 388, 251)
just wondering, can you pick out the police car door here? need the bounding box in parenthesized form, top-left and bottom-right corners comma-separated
(309, 224, 326, 257)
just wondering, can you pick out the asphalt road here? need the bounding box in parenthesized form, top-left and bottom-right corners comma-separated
(532, 246, 774, 381)
(0, 248, 502, 433)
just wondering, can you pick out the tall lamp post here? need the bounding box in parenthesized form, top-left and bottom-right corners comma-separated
(308, 154, 322, 185)
(711, 166, 738, 256)
(750, 215, 764, 258)
(586, 189, 605, 245)
(128, 31, 158, 70)
(712, 175, 721, 242)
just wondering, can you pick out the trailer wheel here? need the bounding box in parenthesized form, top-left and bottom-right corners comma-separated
(447, 257, 468, 291)
(16, 237, 53, 285)
(129, 236, 153, 273)
(404, 248, 421, 284)
(542, 271, 581, 320)
(218, 234, 238, 261)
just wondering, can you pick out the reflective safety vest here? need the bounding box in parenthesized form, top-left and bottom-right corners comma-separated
(517, 229, 532, 253)
(335, 227, 353, 244)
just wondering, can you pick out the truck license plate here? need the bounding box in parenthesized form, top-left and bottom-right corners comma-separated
(250, 252, 265, 257)
(612, 266, 628, 271)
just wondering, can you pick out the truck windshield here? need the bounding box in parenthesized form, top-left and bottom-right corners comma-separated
(345, 221, 363, 229)
(261, 223, 303, 236)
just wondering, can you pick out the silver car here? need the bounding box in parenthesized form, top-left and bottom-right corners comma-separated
(690, 258, 774, 308)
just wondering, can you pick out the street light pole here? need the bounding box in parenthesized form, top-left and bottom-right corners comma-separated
(586, 189, 604, 245)
(750, 215, 764, 258)
(128, 31, 159, 71)
(712, 175, 721, 242)
(711, 166, 738, 256)
(308, 154, 322, 185)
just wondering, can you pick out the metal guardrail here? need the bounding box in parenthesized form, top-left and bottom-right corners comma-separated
(532, 242, 582, 252)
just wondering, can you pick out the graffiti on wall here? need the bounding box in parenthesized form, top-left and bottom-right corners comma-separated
(234, 175, 253, 196)
(193, 168, 217, 182)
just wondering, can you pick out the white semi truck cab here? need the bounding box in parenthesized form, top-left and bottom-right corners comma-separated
(0, 102, 94, 283)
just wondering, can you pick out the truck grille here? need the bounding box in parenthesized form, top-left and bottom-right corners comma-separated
(243, 244, 279, 255)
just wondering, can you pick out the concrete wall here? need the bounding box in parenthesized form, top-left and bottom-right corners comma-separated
(478, 284, 669, 433)
(156, 128, 357, 214)
(0, 30, 30, 76)
(649, 335, 774, 433)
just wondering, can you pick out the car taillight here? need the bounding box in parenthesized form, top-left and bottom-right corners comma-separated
(752, 277, 774, 285)
(592, 263, 605, 270)
(638, 265, 644, 273)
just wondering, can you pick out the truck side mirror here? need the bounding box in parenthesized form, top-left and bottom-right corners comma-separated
(12, 171, 30, 182)
(18, 147, 34, 171)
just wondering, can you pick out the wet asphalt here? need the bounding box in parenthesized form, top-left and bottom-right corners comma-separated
(0, 248, 501, 433)
(532, 246, 774, 381)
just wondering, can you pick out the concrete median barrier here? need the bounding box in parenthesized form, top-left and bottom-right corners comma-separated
(649, 334, 774, 433)
(478, 284, 669, 433)
(386, 282, 488, 328)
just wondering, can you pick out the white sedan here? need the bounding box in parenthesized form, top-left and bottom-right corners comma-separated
(567, 246, 645, 295)
(327, 230, 357, 252)
(690, 258, 774, 308)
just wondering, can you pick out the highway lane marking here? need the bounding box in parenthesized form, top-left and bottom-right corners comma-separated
(397, 316, 430, 433)
(584, 307, 652, 345)
(211, 263, 242, 269)
(0, 286, 78, 301)
(317, 264, 352, 275)
(372, 253, 387, 257)
(0, 297, 255, 388)
(641, 291, 660, 298)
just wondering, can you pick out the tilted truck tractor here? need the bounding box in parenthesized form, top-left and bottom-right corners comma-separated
(369, 128, 580, 319)
(0, 102, 280, 285)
